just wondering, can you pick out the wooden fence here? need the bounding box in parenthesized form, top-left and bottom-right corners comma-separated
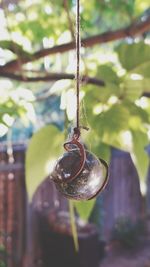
(0, 143, 147, 267)
(0, 143, 26, 267)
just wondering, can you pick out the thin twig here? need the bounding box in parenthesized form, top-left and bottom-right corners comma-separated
(63, 0, 75, 40)
(2, 3, 26, 81)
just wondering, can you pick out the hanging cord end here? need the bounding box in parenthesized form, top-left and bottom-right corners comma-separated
(80, 125, 89, 131)
(73, 125, 89, 140)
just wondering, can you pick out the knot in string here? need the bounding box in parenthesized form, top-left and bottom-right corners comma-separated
(73, 127, 81, 140)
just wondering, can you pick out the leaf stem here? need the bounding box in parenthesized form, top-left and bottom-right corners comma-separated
(69, 200, 79, 251)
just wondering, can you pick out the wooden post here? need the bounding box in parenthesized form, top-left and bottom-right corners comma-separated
(101, 148, 142, 240)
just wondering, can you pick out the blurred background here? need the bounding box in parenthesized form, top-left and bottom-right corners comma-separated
(0, 0, 150, 267)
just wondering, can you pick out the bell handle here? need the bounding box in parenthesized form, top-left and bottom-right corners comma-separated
(63, 138, 86, 182)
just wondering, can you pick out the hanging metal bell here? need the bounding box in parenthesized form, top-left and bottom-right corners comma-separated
(50, 130, 108, 200)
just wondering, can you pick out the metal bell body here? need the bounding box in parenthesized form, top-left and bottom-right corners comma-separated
(51, 149, 108, 200)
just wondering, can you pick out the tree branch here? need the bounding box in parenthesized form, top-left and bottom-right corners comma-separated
(0, 16, 150, 72)
(0, 71, 105, 86)
(0, 70, 149, 97)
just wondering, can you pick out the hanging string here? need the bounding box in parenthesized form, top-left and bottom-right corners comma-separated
(76, 0, 80, 130)
(75, 0, 89, 137)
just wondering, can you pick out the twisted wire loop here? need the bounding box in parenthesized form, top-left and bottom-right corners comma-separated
(63, 127, 86, 182)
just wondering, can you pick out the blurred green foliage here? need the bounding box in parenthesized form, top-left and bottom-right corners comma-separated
(26, 125, 64, 199)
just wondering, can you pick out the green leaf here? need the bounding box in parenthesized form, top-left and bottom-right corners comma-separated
(0, 40, 31, 58)
(130, 61, 150, 78)
(83, 83, 120, 107)
(85, 131, 111, 162)
(85, 103, 130, 148)
(122, 78, 143, 101)
(124, 78, 150, 99)
(135, 0, 150, 14)
(123, 101, 150, 125)
(95, 104, 130, 136)
(92, 141, 111, 163)
(116, 42, 150, 71)
(25, 125, 64, 200)
(0, 40, 23, 52)
(73, 199, 96, 222)
(96, 65, 120, 84)
(131, 130, 149, 180)
(95, 104, 131, 148)
(100, 84, 120, 103)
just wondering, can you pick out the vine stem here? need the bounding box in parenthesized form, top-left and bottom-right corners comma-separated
(69, 200, 79, 251)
